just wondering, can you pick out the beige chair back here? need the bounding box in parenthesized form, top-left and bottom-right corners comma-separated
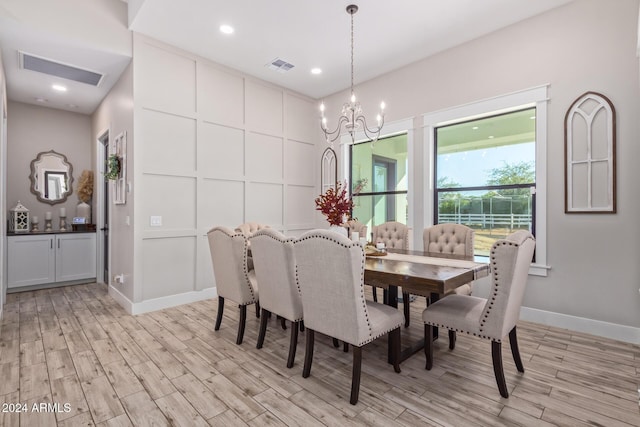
(423, 223, 474, 255)
(480, 230, 536, 340)
(249, 228, 302, 322)
(372, 221, 409, 249)
(345, 220, 368, 240)
(295, 230, 377, 346)
(235, 222, 270, 237)
(207, 226, 257, 305)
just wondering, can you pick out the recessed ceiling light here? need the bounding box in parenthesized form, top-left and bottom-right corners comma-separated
(530, 116, 536, 120)
(488, 135, 495, 139)
(66, 104, 78, 109)
(311, 68, 322, 75)
(472, 126, 479, 130)
(219, 24, 234, 35)
(52, 84, 67, 92)
(34, 97, 48, 103)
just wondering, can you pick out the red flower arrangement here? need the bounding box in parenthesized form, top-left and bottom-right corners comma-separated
(315, 181, 353, 226)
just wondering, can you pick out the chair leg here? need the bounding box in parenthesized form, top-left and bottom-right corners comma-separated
(286, 320, 299, 368)
(350, 345, 363, 405)
(256, 308, 269, 349)
(280, 316, 287, 330)
(372, 286, 378, 302)
(383, 289, 388, 305)
(509, 327, 525, 373)
(402, 292, 411, 327)
(300, 320, 305, 332)
(391, 328, 401, 373)
(343, 342, 349, 352)
(448, 330, 456, 350)
(236, 305, 247, 345)
(332, 338, 340, 348)
(214, 297, 224, 331)
(302, 329, 315, 378)
(255, 302, 260, 318)
(492, 340, 509, 398)
(424, 324, 433, 370)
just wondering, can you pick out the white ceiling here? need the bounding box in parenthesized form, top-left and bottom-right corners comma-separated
(0, 0, 573, 114)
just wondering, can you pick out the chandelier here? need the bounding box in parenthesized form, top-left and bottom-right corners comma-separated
(320, 4, 385, 146)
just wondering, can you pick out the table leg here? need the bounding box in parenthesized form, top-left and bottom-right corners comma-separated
(387, 288, 442, 364)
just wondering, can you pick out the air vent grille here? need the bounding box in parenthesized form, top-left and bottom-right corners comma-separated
(266, 58, 295, 73)
(19, 52, 104, 86)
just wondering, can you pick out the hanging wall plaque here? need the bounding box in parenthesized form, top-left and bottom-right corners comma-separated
(564, 92, 616, 213)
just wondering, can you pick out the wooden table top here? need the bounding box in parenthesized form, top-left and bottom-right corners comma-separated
(364, 249, 489, 296)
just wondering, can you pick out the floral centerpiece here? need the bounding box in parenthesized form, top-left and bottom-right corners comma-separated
(315, 181, 353, 226)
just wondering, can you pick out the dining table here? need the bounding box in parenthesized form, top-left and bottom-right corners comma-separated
(364, 249, 490, 363)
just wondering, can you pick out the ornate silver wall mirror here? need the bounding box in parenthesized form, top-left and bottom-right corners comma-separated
(29, 150, 74, 205)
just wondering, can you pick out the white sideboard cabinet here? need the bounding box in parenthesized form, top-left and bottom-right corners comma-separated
(8, 232, 96, 289)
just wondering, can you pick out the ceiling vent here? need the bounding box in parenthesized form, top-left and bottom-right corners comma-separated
(266, 58, 295, 73)
(19, 51, 104, 86)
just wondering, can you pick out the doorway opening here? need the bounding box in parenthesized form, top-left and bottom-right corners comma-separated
(97, 131, 109, 284)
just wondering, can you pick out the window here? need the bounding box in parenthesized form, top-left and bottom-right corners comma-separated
(435, 108, 536, 256)
(350, 133, 408, 235)
(423, 86, 548, 275)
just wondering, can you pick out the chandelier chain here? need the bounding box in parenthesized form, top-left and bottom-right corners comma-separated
(350, 9, 354, 95)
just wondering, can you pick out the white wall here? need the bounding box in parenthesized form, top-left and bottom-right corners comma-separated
(6, 102, 92, 224)
(0, 49, 7, 322)
(91, 62, 134, 300)
(129, 34, 318, 310)
(324, 0, 640, 337)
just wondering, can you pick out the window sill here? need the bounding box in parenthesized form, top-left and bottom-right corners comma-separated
(529, 263, 550, 277)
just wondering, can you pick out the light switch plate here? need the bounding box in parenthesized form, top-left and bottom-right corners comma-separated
(150, 216, 162, 226)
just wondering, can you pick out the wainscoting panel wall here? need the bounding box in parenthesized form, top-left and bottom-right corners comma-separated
(133, 34, 319, 303)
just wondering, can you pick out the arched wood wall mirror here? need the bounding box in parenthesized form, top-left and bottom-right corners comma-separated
(564, 91, 616, 213)
(321, 147, 337, 193)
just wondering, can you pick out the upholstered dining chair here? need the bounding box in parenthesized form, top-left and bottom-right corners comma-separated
(422, 230, 535, 398)
(294, 230, 403, 405)
(207, 226, 259, 345)
(370, 221, 410, 317)
(422, 223, 476, 341)
(249, 228, 303, 368)
(235, 222, 270, 237)
(423, 223, 475, 296)
(235, 222, 270, 270)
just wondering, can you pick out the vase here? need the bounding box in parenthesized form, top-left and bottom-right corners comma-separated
(76, 202, 91, 223)
(329, 224, 348, 236)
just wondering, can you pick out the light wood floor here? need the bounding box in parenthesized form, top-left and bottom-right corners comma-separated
(0, 283, 638, 426)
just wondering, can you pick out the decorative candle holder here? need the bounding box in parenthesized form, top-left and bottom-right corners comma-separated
(59, 216, 67, 232)
(31, 217, 39, 232)
(44, 218, 52, 232)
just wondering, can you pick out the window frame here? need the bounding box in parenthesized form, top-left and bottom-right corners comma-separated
(422, 86, 549, 276)
(340, 118, 415, 237)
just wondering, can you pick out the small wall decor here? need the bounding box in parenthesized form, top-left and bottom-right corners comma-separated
(111, 131, 127, 205)
(564, 92, 616, 213)
(321, 147, 337, 194)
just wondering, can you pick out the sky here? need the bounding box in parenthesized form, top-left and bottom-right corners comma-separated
(437, 142, 535, 187)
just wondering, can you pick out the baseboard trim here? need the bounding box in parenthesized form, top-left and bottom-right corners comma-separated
(520, 306, 640, 344)
(108, 285, 217, 315)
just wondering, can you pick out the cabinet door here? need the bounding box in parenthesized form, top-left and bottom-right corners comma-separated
(56, 233, 97, 282)
(8, 235, 55, 287)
